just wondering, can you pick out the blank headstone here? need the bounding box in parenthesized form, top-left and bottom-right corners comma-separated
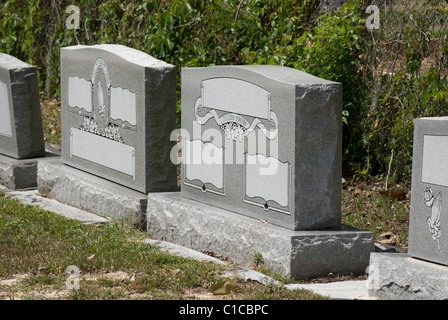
(60, 44, 178, 193)
(0, 53, 45, 159)
(181, 65, 342, 231)
(409, 117, 448, 265)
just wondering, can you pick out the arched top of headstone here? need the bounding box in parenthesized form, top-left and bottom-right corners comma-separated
(0, 53, 36, 71)
(62, 44, 174, 70)
(183, 64, 340, 86)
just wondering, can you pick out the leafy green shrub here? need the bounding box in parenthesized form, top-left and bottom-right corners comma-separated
(292, 2, 367, 173)
(359, 1, 448, 182)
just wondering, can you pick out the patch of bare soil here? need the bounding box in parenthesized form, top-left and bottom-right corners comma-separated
(0, 271, 137, 300)
(0, 273, 70, 300)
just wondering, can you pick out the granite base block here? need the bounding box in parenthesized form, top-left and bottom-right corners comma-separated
(37, 159, 148, 229)
(368, 252, 448, 300)
(0, 153, 58, 190)
(147, 192, 374, 280)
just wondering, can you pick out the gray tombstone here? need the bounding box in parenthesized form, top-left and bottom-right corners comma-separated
(367, 117, 448, 299)
(408, 117, 448, 265)
(0, 53, 45, 159)
(60, 44, 178, 193)
(181, 65, 342, 231)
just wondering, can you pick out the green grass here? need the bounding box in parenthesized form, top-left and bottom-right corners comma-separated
(0, 191, 327, 300)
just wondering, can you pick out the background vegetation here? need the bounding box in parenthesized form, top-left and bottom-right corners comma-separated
(1, 0, 448, 183)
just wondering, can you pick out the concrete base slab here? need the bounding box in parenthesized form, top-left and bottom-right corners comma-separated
(146, 192, 374, 280)
(368, 253, 448, 300)
(37, 159, 148, 229)
(0, 152, 58, 190)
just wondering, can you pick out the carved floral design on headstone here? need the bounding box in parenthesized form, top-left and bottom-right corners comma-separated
(424, 187, 442, 251)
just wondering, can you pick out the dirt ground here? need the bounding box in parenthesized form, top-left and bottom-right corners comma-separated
(342, 175, 410, 250)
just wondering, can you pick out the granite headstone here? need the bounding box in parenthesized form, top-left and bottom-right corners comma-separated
(0, 53, 45, 159)
(367, 116, 448, 299)
(409, 117, 448, 265)
(60, 44, 178, 193)
(181, 65, 342, 231)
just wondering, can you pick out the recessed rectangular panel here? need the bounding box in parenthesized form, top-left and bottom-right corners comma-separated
(0, 80, 13, 137)
(422, 135, 448, 187)
(202, 78, 271, 119)
(110, 87, 137, 126)
(245, 153, 290, 210)
(183, 139, 223, 190)
(70, 128, 135, 179)
(68, 76, 92, 112)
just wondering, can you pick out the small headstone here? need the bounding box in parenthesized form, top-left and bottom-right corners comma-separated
(409, 117, 448, 265)
(0, 53, 45, 159)
(60, 44, 178, 193)
(181, 65, 342, 230)
(367, 116, 448, 299)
